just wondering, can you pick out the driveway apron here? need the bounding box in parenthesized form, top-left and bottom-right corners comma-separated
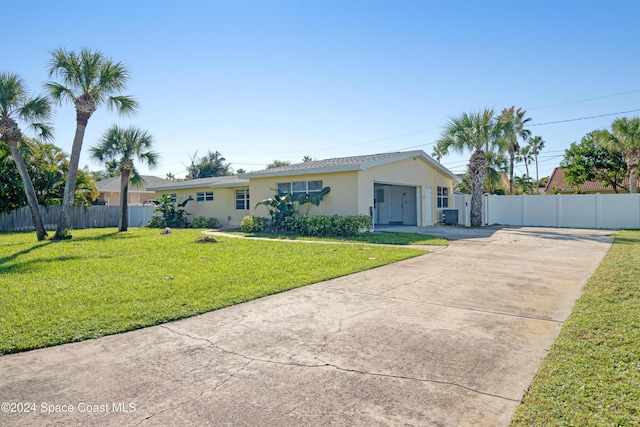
(0, 227, 614, 426)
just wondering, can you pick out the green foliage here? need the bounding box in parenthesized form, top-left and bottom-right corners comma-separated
(266, 159, 291, 169)
(240, 215, 269, 233)
(0, 228, 425, 354)
(190, 216, 221, 229)
(256, 187, 332, 231)
(512, 230, 640, 426)
(149, 195, 192, 228)
(561, 132, 627, 193)
(283, 215, 372, 237)
(185, 150, 232, 179)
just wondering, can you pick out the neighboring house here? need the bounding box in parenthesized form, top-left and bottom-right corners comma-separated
(149, 150, 460, 227)
(95, 175, 175, 206)
(544, 167, 630, 194)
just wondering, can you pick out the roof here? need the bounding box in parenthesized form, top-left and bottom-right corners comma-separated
(147, 175, 249, 191)
(240, 150, 460, 181)
(544, 167, 629, 193)
(96, 175, 174, 192)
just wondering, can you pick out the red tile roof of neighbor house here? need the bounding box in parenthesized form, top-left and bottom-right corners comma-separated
(544, 167, 630, 193)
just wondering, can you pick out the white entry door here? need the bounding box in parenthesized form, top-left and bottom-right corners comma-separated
(389, 186, 404, 223)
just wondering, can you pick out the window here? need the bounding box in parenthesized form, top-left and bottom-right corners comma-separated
(277, 180, 323, 201)
(235, 189, 250, 210)
(197, 191, 214, 202)
(437, 186, 449, 208)
(164, 193, 177, 203)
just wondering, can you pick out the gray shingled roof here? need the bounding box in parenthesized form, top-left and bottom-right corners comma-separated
(96, 175, 174, 192)
(147, 175, 249, 191)
(241, 150, 460, 181)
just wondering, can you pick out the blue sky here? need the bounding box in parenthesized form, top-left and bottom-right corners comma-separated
(6, 1, 640, 180)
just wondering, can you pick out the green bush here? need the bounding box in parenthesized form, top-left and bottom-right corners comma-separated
(190, 216, 221, 229)
(146, 216, 166, 228)
(282, 215, 372, 237)
(241, 215, 269, 233)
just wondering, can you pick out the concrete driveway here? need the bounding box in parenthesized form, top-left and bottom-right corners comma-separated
(0, 227, 614, 426)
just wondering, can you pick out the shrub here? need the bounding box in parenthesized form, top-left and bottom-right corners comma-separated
(282, 215, 372, 237)
(146, 216, 165, 228)
(241, 216, 269, 233)
(191, 216, 221, 229)
(149, 195, 192, 228)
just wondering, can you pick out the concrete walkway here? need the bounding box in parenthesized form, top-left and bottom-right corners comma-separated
(0, 227, 614, 426)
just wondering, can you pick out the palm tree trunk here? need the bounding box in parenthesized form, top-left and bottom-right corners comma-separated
(627, 151, 639, 193)
(469, 149, 487, 227)
(535, 154, 539, 192)
(6, 139, 48, 241)
(119, 171, 129, 232)
(54, 117, 88, 239)
(508, 153, 515, 195)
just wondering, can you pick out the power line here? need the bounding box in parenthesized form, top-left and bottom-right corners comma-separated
(529, 108, 640, 127)
(527, 89, 640, 110)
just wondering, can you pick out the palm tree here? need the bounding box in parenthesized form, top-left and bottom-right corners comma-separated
(516, 145, 534, 181)
(431, 144, 446, 163)
(90, 125, 158, 232)
(47, 48, 138, 239)
(0, 73, 53, 241)
(499, 106, 531, 195)
(595, 117, 640, 193)
(436, 109, 505, 226)
(528, 135, 545, 190)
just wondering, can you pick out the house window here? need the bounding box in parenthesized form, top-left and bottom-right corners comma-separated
(165, 193, 177, 203)
(197, 191, 214, 202)
(235, 189, 250, 210)
(277, 180, 323, 201)
(437, 186, 449, 208)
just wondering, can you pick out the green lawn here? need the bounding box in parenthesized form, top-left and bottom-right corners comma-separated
(0, 228, 427, 355)
(511, 229, 640, 426)
(228, 230, 449, 246)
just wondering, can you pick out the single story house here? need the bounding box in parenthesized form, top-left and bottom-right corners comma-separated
(148, 150, 460, 227)
(95, 175, 175, 206)
(544, 167, 630, 194)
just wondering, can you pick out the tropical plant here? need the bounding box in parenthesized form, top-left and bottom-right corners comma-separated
(528, 135, 545, 190)
(185, 150, 232, 179)
(47, 48, 138, 239)
(435, 109, 505, 226)
(266, 159, 291, 169)
(514, 174, 534, 195)
(90, 125, 159, 232)
(499, 106, 532, 195)
(149, 195, 193, 228)
(516, 145, 534, 181)
(594, 117, 640, 193)
(431, 144, 446, 163)
(302, 155, 314, 162)
(0, 142, 25, 213)
(190, 216, 221, 229)
(240, 215, 269, 233)
(0, 72, 54, 241)
(256, 187, 331, 230)
(485, 150, 508, 194)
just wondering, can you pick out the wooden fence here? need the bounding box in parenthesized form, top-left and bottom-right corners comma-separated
(1, 205, 123, 232)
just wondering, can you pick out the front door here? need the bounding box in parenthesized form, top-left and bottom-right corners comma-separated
(389, 186, 404, 223)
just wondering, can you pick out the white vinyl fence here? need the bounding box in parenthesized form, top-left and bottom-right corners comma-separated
(0, 205, 156, 232)
(451, 193, 640, 229)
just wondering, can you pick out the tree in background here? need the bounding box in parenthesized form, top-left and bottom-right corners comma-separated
(528, 135, 545, 190)
(516, 145, 533, 182)
(302, 155, 314, 162)
(0, 72, 53, 241)
(436, 109, 506, 226)
(47, 48, 138, 239)
(431, 144, 446, 162)
(561, 132, 627, 193)
(595, 117, 640, 193)
(266, 159, 292, 169)
(0, 142, 25, 213)
(235, 168, 246, 174)
(499, 106, 531, 195)
(186, 150, 232, 179)
(90, 125, 159, 232)
(165, 172, 175, 181)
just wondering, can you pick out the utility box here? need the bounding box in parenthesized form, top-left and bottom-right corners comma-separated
(442, 209, 458, 225)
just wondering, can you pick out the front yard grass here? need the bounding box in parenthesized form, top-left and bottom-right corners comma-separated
(0, 228, 427, 355)
(511, 229, 640, 426)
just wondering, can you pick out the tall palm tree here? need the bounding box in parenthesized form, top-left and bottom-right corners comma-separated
(90, 125, 159, 232)
(528, 135, 545, 191)
(47, 48, 138, 239)
(516, 145, 533, 180)
(499, 106, 531, 195)
(595, 117, 640, 193)
(436, 109, 505, 226)
(0, 72, 53, 241)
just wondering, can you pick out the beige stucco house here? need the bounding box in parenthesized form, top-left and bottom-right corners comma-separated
(149, 151, 459, 227)
(95, 175, 174, 206)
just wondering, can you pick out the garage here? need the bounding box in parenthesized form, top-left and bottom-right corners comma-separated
(374, 184, 417, 225)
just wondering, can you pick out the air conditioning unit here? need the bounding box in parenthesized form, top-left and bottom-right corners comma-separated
(442, 209, 458, 225)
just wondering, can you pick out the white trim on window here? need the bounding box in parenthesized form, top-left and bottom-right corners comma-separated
(235, 189, 250, 210)
(197, 191, 214, 202)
